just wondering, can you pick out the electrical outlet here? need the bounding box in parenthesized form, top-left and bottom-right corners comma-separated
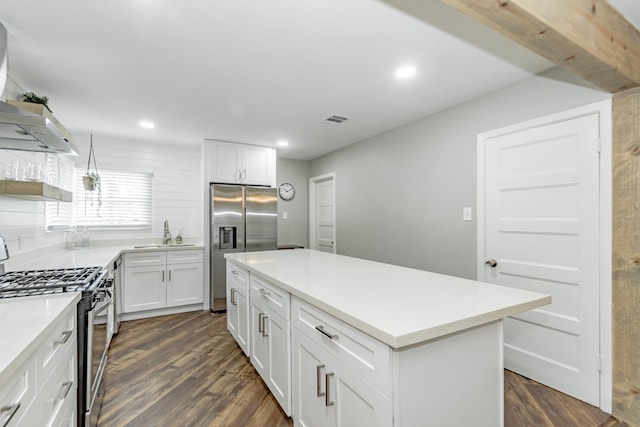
(463, 207, 472, 221)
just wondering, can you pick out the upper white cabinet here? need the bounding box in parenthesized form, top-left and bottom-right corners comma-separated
(205, 140, 276, 187)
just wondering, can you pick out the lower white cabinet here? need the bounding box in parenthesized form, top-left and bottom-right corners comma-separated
(0, 305, 77, 427)
(227, 261, 250, 356)
(249, 275, 291, 416)
(223, 261, 394, 425)
(123, 249, 204, 314)
(292, 327, 392, 427)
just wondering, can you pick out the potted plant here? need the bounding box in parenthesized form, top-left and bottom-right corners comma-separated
(18, 91, 52, 112)
(83, 133, 100, 191)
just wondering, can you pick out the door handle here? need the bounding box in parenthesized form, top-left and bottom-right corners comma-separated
(316, 364, 325, 397)
(325, 372, 335, 406)
(485, 259, 498, 268)
(262, 315, 269, 337)
(258, 312, 264, 333)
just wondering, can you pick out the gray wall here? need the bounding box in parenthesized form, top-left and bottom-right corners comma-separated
(277, 158, 310, 248)
(309, 67, 610, 279)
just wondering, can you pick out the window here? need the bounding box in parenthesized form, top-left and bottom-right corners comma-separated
(46, 169, 153, 230)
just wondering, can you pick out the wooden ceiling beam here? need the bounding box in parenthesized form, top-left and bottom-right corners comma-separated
(438, 0, 640, 93)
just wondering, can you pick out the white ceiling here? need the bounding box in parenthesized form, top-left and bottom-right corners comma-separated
(0, 1, 635, 160)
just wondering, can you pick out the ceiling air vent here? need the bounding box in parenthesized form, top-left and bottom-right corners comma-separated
(321, 115, 349, 126)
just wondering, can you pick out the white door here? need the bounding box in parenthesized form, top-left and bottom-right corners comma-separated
(123, 266, 166, 313)
(292, 328, 336, 427)
(309, 173, 336, 253)
(267, 311, 291, 415)
(250, 301, 269, 378)
(479, 106, 606, 406)
(166, 262, 204, 307)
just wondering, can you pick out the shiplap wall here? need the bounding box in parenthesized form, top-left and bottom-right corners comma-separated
(0, 131, 202, 256)
(71, 132, 202, 243)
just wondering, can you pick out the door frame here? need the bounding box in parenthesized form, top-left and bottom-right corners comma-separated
(476, 99, 612, 412)
(309, 172, 336, 253)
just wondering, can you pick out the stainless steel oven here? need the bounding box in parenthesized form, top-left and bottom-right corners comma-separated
(0, 237, 117, 427)
(83, 272, 113, 426)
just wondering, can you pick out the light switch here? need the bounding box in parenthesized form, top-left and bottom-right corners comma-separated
(463, 207, 472, 221)
(283, 211, 288, 220)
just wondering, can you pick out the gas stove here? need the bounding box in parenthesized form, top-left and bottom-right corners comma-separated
(0, 266, 104, 298)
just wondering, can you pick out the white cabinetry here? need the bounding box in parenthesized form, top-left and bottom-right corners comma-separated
(291, 297, 392, 427)
(226, 261, 250, 356)
(123, 249, 204, 315)
(249, 275, 291, 416)
(205, 140, 276, 187)
(0, 305, 77, 427)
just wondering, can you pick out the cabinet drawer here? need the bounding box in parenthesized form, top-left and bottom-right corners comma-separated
(292, 297, 392, 395)
(36, 342, 76, 427)
(0, 356, 36, 427)
(166, 249, 204, 264)
(125, 251, 166, 267)
(227, 262, 248, 290)
(36, 310, 76, 383)
(250, 275, 290, 320)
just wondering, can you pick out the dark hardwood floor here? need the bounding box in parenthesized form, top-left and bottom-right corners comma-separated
(98, 311, 618, 427)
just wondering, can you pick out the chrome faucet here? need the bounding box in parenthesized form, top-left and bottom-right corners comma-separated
(163, 220, 172, 245)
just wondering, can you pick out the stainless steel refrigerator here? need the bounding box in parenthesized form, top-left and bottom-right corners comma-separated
(210, 184, 277, 312)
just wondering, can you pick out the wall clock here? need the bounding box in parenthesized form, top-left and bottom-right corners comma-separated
(278, 182, 295, 201)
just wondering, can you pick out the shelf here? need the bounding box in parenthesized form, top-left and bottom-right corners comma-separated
(0, 180, 72, 202)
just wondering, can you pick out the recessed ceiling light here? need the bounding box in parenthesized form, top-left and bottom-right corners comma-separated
(395, 66, 416, 79)
(139, 121, 155, 129)
(277, 140, 289, 147)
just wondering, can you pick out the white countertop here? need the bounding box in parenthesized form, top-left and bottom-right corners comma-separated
(225, 249, 551, 348)
(0, 293, 81, 385)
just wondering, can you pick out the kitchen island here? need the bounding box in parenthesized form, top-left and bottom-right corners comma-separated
(225, 249, 550, 427)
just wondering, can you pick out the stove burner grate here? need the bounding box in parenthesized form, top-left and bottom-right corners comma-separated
(0, 266, 102, 297)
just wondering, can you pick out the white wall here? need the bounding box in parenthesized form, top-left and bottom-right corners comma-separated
(0, 132, 202, 257)
(309, 67, 611, 279)
(276, 158, 310, 248)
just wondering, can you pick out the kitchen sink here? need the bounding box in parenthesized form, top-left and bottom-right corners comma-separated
(133, 244, 196, 249)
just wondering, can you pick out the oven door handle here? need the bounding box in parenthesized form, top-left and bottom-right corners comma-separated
(93, 288, 113, 313)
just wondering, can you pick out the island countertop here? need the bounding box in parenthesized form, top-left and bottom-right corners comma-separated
(225, 249, 551, 348)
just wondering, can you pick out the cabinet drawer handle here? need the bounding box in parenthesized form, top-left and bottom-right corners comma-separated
(258, 312, 264, 333)
(162, 271, 165, 282)
(1, 403, 21, 427)
(259, 288, 270, 297)
(57, 381, 73, 401)
(230, 289, 237, 305)
(54, 330, 73, 346)
(316, 364, 325, 397)
(325, 372, 335, 406)
(169, 270, 172, 281)
(315, 325, 338, 340)
(230, 270, 239, 277)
